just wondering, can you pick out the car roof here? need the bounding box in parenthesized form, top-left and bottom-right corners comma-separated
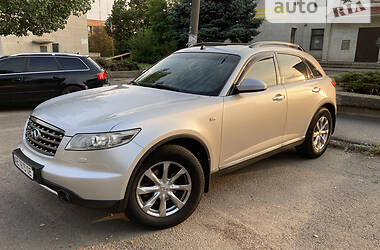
(7, 52, 85, 57)
(176, 42, 313, 61)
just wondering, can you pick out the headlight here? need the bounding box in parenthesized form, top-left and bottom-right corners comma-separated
(65, 129, 141, 151)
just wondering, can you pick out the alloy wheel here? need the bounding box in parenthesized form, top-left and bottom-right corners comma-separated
(312, 116, 330, 152)
(136, 161, 192, 217)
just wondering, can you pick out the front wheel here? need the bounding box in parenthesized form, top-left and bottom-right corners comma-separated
(126, 145, 204, 229)
(297, 107, 333, 158)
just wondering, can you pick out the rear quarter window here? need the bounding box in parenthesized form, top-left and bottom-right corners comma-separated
(56, 57, 88, 70)
(305, 60, 323, 78)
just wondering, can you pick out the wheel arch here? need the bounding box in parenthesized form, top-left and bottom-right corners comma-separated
(61, 83, 87, 94)
(320, 102, 336, 133)
(118, 134, 211, 212)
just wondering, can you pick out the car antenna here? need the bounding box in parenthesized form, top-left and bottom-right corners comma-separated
(200, 44, 206, 50)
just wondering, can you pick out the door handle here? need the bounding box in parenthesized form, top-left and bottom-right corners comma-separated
(312, 87, 321, 93)
(272, 94, 285, 102)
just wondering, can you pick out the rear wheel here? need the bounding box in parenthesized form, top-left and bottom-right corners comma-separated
(61, 86, 83, 95)
(126, 145, 204, 229)
(297, 108, 332, 158)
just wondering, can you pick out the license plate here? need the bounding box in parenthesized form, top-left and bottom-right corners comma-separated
(13, 154, 34, 180)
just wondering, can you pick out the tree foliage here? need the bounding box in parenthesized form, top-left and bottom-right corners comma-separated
(172, 0, 263, 48)
(0, 0, 93, 36)
(89, 26, 113, 57)
(107, 0, 175, 63)
(105, 0, 149, 54)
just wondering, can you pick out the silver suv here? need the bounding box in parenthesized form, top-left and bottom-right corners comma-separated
(13, 42, 336, 228)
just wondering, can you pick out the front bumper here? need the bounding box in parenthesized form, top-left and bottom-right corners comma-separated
(14, 136, 144, 203)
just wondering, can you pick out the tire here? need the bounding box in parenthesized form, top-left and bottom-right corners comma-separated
(61, 86, 83, 95)
(126, 144, 205, 229)
(296, 107, 333, 158)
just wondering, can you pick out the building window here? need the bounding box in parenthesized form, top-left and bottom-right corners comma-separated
(52, 43, 59, 52)
(40, 46, 47, 52)
(290, 28, 297, 44)
(310, 29, 324, 51)
(341, 40, 350, 50)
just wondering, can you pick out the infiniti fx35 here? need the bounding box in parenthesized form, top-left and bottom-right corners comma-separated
(13, 42, 337, 228)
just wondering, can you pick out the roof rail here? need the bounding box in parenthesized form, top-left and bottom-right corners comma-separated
(10, 52, 81, 57)
(249, 41, 305, 51)
(192, 42, 248, 47)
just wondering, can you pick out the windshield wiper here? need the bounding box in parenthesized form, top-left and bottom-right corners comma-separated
(144, 84, 182, 93)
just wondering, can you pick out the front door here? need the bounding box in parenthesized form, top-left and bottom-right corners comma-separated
(355, 28, 380, 62)
(220, 53, 287, 169)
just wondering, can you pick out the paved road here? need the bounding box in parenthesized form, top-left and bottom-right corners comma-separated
(0, 109, 379, 249)
(334, 114, 380, 145)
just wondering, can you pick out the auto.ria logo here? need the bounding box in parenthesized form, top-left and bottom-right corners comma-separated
(265, 0, 371, 23)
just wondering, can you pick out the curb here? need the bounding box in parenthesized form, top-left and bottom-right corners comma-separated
(336, 91, 380, 110)
(108, 71, 142, 79)
(336, 91, 380, 118)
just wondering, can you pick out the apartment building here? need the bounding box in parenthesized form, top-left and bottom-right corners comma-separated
(0, 15, 89, 56)
(255, 0, 380, 62)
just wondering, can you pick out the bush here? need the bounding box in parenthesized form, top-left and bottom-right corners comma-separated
(336, 71, 380, 96)
(94, 58, 139, 71)
(127, 28, 175, 64)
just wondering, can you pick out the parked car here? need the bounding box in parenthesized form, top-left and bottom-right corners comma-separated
(12, 42, 336, 229)
(0, 53, 108, 106)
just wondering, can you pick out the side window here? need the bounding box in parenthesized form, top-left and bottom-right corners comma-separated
(305, 60, 323, 78)
(28, 57, 59, 72)
(277, 54, 308, 84)
(243, 57, 277, 87)
(56, 57, 87, 70)
(0, 58, 25, 74)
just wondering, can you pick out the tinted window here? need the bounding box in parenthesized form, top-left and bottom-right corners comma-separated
(305, 60, 322, 78)
(28, 57, 58, 72)
(243, 57, 277, 87)
(0, 57, 25, 74)
(134, 53, 240, 96)
(277, 54, 308, 84)
(56, 57, 87, 70)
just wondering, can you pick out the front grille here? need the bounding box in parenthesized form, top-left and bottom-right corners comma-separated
(25, 117, 65, 156)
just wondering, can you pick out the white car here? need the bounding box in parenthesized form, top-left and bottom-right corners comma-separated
(13, 42, 337, 228)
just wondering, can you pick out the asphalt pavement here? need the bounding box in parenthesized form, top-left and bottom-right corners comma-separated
(0, 109, 379, 249)
(333, 114, 380, 146)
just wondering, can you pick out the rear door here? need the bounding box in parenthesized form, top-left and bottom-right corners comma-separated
(276, 53, 321, 142)
(23, 56, 64, 102)
(220, 52, 287, 168)
(0, 57, 27, 104)
(55, 56, 91, 87)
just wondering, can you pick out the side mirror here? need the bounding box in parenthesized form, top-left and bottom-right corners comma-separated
(236, 78, 267, 93)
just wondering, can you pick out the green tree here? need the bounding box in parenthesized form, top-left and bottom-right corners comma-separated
(0, 0, 93, 36)
(172, 0, 263, 48)
(89, 26, 113, 57)
(105, 0, 149, 54)
(110, 0, 175, 63)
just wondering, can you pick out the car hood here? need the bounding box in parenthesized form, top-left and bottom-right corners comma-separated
(32, 85, 203, 136)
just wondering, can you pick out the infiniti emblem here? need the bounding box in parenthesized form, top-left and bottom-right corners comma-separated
(31, 128, 41, 140)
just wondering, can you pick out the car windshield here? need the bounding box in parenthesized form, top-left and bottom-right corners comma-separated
(133, 52, 240, 96)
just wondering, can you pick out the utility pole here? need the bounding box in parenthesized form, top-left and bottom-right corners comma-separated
(187, 0, 200, 47)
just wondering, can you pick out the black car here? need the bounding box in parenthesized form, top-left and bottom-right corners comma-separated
(0, 53, 108, 106)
